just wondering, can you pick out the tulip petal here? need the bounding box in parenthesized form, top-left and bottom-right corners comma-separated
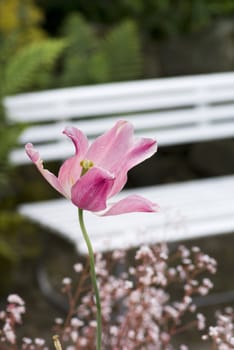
(125, 137, 157, 170)
(57, 156, 82, 198)
(25, 143, 65, 197)
(108, 137, 157, 198)
(63, 127, 89, 157)
(58, 127, 90, 197)
(71, 167, 115, 211)
(86, 120, 133, 172)
(101, 194, 159, 216)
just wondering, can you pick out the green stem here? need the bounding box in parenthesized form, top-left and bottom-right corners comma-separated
(78, 208, 102, 350)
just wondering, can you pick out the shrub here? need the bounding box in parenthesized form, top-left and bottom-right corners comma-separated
(0, 243, 218, 349)
(57, 13, 142, 87)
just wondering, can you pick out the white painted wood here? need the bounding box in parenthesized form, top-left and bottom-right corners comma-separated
(4, 72, 234, 165)
(5, 71, 234, 105)
(10, 121, 234, 164)
(4, 72, 234, 253)
(5, 87, 234, 123)
(17, 103, 234, 144)
(19, 176, 234, 254)
(4, 72, 234, 122)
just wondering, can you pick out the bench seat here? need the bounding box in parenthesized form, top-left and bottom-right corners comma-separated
(19, 175, 234, 254)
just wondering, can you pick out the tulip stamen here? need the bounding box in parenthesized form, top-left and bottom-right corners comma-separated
(80, 159, 94, 176)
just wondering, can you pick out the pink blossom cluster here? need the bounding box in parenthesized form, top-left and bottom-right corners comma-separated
(0, 294, 48, 350)
(202, 307, 234, 349)
(0, 243, 218, 350)
(0, 294, 25, 346)
(53, 243, 216, 350)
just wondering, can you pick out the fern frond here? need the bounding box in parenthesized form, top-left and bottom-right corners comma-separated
(58, 14, 142, 86)
(4, 39, 67, 95)
(59, 13, 100, 86)
(102, 20, 143, 82)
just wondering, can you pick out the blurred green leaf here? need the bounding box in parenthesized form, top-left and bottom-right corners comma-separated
(102, 20, 142, 81)
(58, 13, 142, 87)
(4, 39, 67, 95)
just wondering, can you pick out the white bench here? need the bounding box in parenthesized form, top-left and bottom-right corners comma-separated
(4, 72, 234, 255)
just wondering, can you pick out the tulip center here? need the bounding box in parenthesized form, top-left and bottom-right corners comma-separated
(80, 159, 94, 176)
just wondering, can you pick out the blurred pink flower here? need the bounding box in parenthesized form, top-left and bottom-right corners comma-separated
(25, 120, 158, 215)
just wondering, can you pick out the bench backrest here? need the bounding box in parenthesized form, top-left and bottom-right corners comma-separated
(4, 72, 234, 165)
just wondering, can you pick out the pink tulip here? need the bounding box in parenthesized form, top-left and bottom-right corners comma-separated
(25, 120, 159, 215)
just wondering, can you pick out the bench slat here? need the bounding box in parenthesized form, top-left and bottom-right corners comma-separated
(5, 72, 234, 123)
(5, 71, 234, 106)
(6, 89, 234, 122)
(18, 103, 234, 144)
(10, 121, 234, 164)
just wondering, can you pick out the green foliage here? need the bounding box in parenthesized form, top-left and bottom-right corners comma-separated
(0, 37, 66, 195)
(0, 126, 21, 191)
(0, 212, 40, 261)
(0, 98, 21, 193)
(117, 0, 234, 36)
(3, 39, 67, 95)
(0, 102, 17, 160)
(0, 0, 67, 293)
(57, 13, 142, 87)
(102, 20, 142, 82)
(0, 211, 42, 293)
(0, 0, 46, 50)
(58, 13, 102, 86)
(0, 38, 66, 293)
(38, 0, 234, 38)
(0, 4, 66, 188)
